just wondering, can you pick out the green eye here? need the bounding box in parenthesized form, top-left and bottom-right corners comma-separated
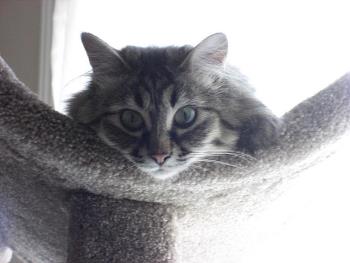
(120, 110, 144, 131)
(174, 106, 197, 128)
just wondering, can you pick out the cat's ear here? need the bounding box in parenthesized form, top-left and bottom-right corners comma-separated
(81, 32, 129, 73)
(183, 33, 228, 71)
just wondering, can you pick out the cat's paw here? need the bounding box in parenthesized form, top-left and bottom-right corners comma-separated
(236, 114, 281, 155)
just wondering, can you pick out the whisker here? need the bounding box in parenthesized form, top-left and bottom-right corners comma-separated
(118, 163, 137, 174)
(189, 153, 254, 163)
(64, 70, 92, 89)
(200, 150, 256, 160)
(189, 163, 203, 170)
(190, 150, 256, 162)
(195, 158, 247, 171)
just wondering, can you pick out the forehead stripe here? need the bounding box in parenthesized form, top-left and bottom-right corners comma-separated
(134, 92, 144, 108)
(170, 89, 178, 107)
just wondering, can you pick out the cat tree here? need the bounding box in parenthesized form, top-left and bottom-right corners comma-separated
(0, 55, 349, 263)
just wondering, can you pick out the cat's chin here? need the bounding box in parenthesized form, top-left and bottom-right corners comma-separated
(140, 166, 188, 180)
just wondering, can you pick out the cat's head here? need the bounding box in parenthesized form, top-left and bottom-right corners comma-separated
(67, 33, 279, 179)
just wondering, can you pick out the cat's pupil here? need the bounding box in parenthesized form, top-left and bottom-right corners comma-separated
(183, 111, 188, 120)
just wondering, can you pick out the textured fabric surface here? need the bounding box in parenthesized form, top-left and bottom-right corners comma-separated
(0, 56, 349, 262)
(68, 193, 175, 263)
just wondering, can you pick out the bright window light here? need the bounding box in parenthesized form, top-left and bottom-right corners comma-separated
(51, 0, 350, 262)
(52, 0, 350, 116)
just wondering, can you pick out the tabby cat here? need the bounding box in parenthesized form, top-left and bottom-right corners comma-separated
(67, 32, 279, 179)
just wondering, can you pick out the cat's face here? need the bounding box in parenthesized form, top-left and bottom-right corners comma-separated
(94, 73, 238, 179)
(68, 33, 279, 179)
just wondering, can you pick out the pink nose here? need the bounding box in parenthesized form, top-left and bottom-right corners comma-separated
(151, 153, 170, 165)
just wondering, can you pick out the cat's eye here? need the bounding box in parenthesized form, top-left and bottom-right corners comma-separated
(120, 110, 144, 131)
(174, 106, 197, 128)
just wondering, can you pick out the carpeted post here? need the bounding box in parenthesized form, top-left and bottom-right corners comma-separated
(67, 192, 176, 263)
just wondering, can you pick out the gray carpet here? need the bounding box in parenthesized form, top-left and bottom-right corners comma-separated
(0, 55, 349, 262)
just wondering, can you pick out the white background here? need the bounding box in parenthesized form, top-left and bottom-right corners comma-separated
(52, 0, 350, 116)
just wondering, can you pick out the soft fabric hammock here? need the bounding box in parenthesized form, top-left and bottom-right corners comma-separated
(0, 56, 349, 263)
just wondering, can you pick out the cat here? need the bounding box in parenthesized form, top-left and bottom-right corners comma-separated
(67, 32, 279, 180)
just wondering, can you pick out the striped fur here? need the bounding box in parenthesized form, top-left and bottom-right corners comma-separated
(67, 33, 279, 179)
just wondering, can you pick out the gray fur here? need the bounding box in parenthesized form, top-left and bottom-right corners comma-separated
(68, 33, 279, 179)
